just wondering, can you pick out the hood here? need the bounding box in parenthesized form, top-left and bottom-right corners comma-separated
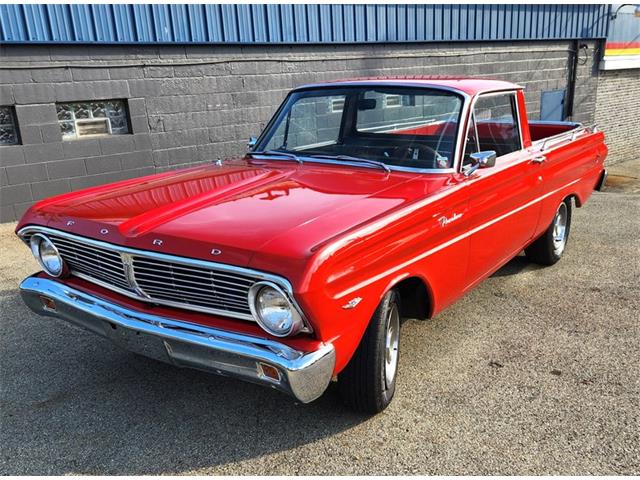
(20, 158, 454, 279)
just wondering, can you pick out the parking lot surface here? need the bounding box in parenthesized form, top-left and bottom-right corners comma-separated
(1, 167, 638, 475)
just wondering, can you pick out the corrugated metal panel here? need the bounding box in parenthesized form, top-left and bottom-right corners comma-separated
(0, 4, 611, 44)
(607, 5, 640, 42)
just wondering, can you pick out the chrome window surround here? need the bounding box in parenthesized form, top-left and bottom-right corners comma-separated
(17, 226, 311, 333)
(252, 83, 472, 175)
(456, 89, 524, 173)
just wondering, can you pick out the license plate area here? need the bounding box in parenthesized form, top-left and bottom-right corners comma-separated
(104, 323, 171, 363)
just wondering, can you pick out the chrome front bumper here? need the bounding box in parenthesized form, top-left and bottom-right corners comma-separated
(19, 275, 335, 403)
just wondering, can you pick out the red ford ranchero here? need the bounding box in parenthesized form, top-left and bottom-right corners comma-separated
(17, 77, 607, 413)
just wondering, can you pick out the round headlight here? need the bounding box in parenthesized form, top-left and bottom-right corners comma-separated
(30, 233, 64, 277)
(249, 282, 304, 337)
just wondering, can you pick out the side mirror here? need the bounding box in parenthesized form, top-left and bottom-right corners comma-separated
(247, 137, 257, 149)
(464, 150, 497, 176)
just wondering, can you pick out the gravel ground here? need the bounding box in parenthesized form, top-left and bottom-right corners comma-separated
(1, 164, 638, 475)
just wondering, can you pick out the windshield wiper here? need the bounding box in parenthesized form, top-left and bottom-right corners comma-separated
(307, 154, 391, 173)
(248, 150, 303, 164)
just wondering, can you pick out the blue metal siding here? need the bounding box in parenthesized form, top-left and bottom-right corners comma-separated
(0, 4, 611, 45)
(607, 5, 640, 42)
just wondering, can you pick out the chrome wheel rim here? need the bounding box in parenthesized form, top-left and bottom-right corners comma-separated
(384, 304, 400, 389)
(552, 202, 568, 255)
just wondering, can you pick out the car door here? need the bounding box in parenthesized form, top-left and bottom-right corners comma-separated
(461, 91, 543, 290)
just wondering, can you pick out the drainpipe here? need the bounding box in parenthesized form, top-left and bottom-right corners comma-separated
(564, 40, 579, 121)
(565, 41, 590, 121)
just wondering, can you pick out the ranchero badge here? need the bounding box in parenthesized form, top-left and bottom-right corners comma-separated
(438, 212, 463, 227)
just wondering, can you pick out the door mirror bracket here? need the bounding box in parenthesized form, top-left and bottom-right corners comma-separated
(463, 150, 497, 176)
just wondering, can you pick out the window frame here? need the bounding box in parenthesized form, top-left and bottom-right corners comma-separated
(253, 85, 470, 174)
(459, 90, 524, 172)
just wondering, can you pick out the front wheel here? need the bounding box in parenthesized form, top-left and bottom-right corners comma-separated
(338, 290, 401, 414)
(525, 199, 572, 265)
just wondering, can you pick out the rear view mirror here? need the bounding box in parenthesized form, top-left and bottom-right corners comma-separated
(247, 137, 257, 149)
(357, 98, 377, 111)
(464, 150, 497, 176)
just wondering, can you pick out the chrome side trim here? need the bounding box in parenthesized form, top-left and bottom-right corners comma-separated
(19, 276, 334, 403)
(334, 176, 583, 299)
(17, 226, 311, 331)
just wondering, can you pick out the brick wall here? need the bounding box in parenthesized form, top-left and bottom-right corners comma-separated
(595, 68, 640, 166)
(0, 40, 599, 222)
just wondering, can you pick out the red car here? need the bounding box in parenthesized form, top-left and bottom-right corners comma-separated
(17, 77, 607, 413)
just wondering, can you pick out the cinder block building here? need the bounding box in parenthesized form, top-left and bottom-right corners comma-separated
(1, 4, 638, 222)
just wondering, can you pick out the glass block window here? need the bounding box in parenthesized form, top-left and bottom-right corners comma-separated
(56, 99, 130, 140)
(0, 106, 20, 145)
(384, 94, 402, 108)
(331, 98, 345, 113)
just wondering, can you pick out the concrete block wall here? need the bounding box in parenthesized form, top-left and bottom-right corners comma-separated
(595, 68, 640, 166)
(1, 40, 599, 222)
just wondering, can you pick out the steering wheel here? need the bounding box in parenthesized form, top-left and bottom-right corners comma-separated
(386, 143, 444, 169)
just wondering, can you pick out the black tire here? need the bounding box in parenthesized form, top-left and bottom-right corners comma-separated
(525, 198, 572, 266)
(338, 289, 401, 414)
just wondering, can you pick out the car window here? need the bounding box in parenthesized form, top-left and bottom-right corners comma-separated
(255, 87, 464, 170)
(465, 93, 521, 160)
(263, 94, 345, 151)
(462, 113, 479, 167)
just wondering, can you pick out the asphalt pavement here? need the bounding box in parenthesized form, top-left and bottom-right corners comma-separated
(1, 162, 638, 475)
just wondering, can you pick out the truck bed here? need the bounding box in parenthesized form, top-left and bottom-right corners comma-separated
(528, 120, 581, 142)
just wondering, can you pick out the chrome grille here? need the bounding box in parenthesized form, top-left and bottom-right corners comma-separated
(49, 234, 132, 291)
(20, 228, 269, 321)
(132, 257, 254, 316)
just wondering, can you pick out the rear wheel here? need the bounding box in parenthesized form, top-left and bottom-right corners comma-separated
(525, 199, 572, 265)
(338, 290, 401, 414)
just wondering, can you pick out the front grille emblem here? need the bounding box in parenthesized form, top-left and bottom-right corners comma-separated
(211, 248, 222, 256)
(120, 253, 148, 298)
(100, 228, 109, 235)
(152, 239, 163, 246)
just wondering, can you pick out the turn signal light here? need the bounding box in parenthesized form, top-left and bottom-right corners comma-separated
(39, 295, 56, 311)
(257, 362, 281, 382)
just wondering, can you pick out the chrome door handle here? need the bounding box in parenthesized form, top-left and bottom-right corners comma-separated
(531, 155, 546, 164)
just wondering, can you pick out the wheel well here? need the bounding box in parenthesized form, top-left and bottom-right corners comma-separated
(394, 276, 432, 320)
(566, 193, 582, 208)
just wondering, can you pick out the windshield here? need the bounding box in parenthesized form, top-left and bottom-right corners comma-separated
(254, 86, 464, 170)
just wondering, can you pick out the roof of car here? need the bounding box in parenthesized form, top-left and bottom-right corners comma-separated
(294, 76, 522, 97)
